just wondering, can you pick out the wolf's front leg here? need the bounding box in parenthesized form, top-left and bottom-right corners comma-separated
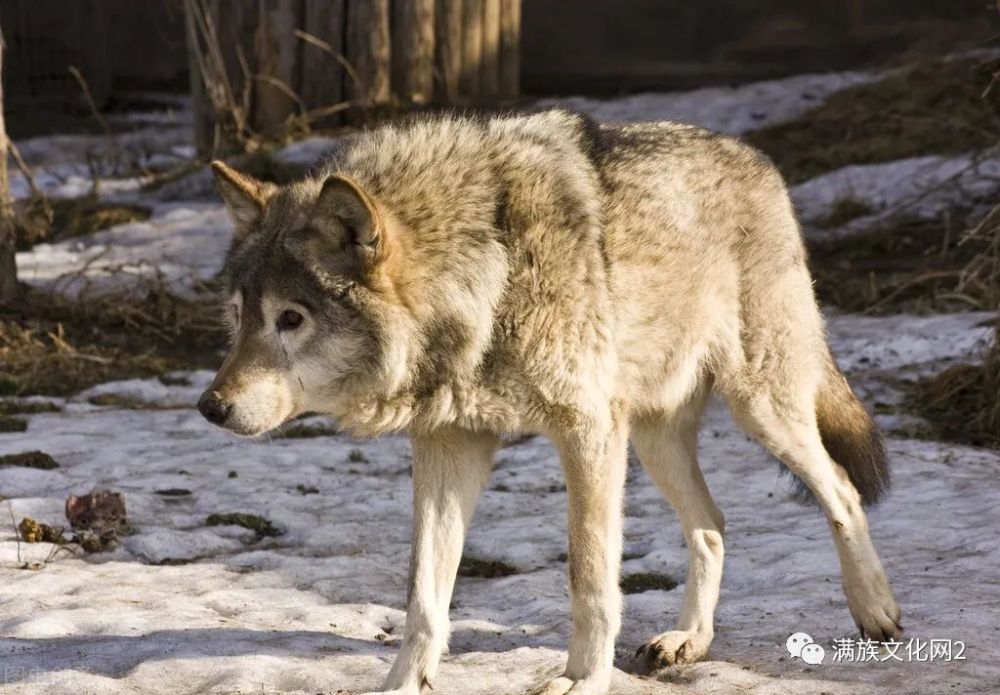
(532, 407, 629, 695)
(368, 428, 498, 695)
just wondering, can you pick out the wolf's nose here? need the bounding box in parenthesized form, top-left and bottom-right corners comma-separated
(198, 391, 232, 425)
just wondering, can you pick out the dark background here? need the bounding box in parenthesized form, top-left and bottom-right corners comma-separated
(0, 0, 992, 129)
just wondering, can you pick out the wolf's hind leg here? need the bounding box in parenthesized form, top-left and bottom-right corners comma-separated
(630, 396, 724, 669)
(729, 393, 901, 641)
(372, 428, 498, 695)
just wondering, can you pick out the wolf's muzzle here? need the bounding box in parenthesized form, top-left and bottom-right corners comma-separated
(198, 390, 232, 426)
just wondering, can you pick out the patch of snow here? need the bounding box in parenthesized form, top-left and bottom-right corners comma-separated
(78, 372, 214, 410)
(273, 137, 343, 167)
(544, 70, 877, 134)
(827, 312, 994, 375)
(792, 155, 1000, 238)
(14, 204, 231, 298)
(1, 312, 998, 694)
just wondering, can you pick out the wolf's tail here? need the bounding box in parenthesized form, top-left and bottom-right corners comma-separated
(812, 354, 890, 506)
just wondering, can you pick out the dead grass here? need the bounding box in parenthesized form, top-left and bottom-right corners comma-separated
(747, 56, 1000, 184)
(903, 200, 1000, 448)
(809, 210, 992, 314)
(812, 197, 875, 229)
(908, 355, 1000, 448)
(0, 287, 226, 397)
(15, 196, 151, 250)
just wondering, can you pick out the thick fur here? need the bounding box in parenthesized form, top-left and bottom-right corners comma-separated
(202, 110, 901, 695)
(815, 354, 890, 506)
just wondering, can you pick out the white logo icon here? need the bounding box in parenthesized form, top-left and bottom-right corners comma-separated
(801, 642, 826, 665)
(786, 632, 814, 659)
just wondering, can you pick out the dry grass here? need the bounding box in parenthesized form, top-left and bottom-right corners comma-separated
(904, 202, 1000, 448)
(14, 196, 151, 250)
(810, 209, 992, 314)
(748, 56, 1000, 184)
(909, 355, 1000, 448)
(0, 287, 226, 397)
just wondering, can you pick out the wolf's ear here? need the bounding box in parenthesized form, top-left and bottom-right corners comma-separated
(312, 174, 387, 273)
(211, 160, 274, 238)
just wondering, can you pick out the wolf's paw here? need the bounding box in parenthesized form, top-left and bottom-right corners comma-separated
(844, 569, 902, 641)
(527, 674, 610, 695)
(636, 630, 712, 671)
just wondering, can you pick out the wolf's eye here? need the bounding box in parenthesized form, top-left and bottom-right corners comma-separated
(276, 309, 304, 331)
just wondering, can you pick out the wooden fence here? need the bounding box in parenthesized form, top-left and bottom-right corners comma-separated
(186, 0, 521, 155)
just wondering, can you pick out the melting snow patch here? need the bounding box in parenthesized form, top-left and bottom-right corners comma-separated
(544, 70, 877, 134)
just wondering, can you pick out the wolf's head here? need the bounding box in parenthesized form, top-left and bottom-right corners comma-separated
(197, 161, 413, 437)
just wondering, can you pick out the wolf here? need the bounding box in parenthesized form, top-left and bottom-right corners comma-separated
(198, 109, 901, 695)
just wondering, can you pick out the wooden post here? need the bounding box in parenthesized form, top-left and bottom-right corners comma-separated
(185, 0, 259, 155)
(459, 0, 481, 98)
(300, 0, 346, 127)
(479, 0, 500, 98)
(434, 0, 463, 102)
(253, 0, 303, 136)
(0, 19, 17, 303)
(393, 0, 434, 105)
(347, 0, 391, 111)
(498, 0, 520, 100)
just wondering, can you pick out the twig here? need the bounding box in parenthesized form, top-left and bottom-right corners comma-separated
(68, 66, 116, 147)
(8, 501, 21, 565)
(294, 29, 362, 90)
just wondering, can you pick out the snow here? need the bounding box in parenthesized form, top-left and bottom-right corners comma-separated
(2, 313, 998, 695)
(4, 73, 1000, 695)
(792, 155, 1000, 238)
(14, 203, 230, 298)
(545, 70, 877, 135)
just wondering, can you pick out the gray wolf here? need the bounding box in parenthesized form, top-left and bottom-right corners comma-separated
(198, 109, 901, 695)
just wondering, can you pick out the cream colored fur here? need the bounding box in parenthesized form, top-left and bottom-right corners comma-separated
(203, 111, 901, 695)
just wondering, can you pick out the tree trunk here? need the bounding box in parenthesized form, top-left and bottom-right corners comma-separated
(300, 0, 346, 127)
(346, 0, 391, 112)
(393, 0, 435, 105)
(0, 19, 18, 303)
(253, 0, 302, 136)
(479, 0, 500, 98)
(498, 0, 520, 100)
(434, 0, 463, 102)
(459, 0, 482, 98)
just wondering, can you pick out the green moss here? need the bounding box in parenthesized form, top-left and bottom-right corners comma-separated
(205, 513, 282, 539)
(0, 417, 27, 432)
(87, 393, 149, 408)
(0, 451, 59, 469)
(813, 198, 875, 229)
(157, 374, 192, 387)
(347, 448, 369, 463)
(620, 572, 678, 594)
(457, 556, 519, 579)
(0, 377, 18, 396)
(0, 400, 60, 416)
(278, 423, 339, 439)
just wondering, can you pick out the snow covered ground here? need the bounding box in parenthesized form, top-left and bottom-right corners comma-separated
(3, 70, 1000, 694)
